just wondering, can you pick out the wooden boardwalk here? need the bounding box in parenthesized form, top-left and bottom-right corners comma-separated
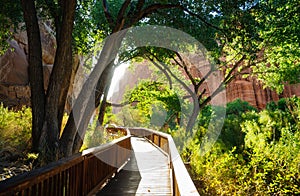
(97, 137, 172, 195)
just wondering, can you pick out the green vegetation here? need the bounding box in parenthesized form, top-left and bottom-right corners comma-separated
(0, 0, 298, 164)
(81, 115, 123, 151)
(123, 80, 181, 129)
(183, 98, 300, 195)
(0, 104, 32, 153)
(0, 104, 35, 181)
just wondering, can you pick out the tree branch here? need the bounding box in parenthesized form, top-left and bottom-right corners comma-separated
(102, 0, 115, 30)
(107, 100, 139, 107)
(148, 54, 196, 99)
(45, 0, 62, 41)
(135, 0, 145, 13)
(111, 0, 134, 32)
(223, 55, 246, 84)
(173, 52, 198, 90)
(127, 3, 181, 27)
(182, 8, 225, 34)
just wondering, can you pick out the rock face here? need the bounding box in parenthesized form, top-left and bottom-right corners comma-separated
(0, 38, 31, 109)
(1, 26, 299, 110)
(0, 23, 56, 109)
(186, 55, 300, 109)
(226, 76, 300, 109)
(0, 22, 84, 111)
(110, 58, 300, 111)
(110, 62, 153, 113)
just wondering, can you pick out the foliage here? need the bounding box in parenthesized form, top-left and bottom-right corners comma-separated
(81, 119, 106, 150)
(115, 105, 149, 127)
(184, 98, 300, 195)
(123, 80, 181, 129)
(0, 0, 23, 54)
(217, 0, 300, 92)
(81, 113, 121, 150)
(221, 99, 257, 151)
(73, 0, 100, 54)
(102, 105, 117, 125)
(60, 113, 69, 137)
(0, 104, 32, 153)
(252, 0, 300, 92)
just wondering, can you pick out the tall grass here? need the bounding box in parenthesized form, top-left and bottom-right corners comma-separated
(0, 104, 32, 153)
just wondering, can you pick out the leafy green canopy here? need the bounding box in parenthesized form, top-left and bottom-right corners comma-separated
(217, 0, 300, 92)
(0, 0, 99, 55)
(0, 0, 22, 54)
(125, 80, 181, 120)
(252, 0, 300, 92)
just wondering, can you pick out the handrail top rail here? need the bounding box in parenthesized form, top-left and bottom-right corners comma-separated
(128, 127, 170, 138)
(82, 134, 131, 156)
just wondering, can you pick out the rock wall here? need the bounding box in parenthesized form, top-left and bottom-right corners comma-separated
(110, 58, 300, 111)
(226, 76, 300, 109)
(110, 62, 153, 113)
(1, 26, 299, 111)
(0, 38, 31, 109)
(0, 23, 56, 109)
(0, 22, 84, 111)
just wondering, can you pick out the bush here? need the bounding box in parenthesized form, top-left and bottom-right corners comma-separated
(81, 115, 123, 150)
(185, 98, 300, 195)
(0, 104, 32, 153)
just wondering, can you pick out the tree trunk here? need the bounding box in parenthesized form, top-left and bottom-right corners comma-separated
(68, 64, 114, 154)
(21, 0, 45, 153)
(39, 0, 76, 163)
(59, 28, 125, 157)
(97, 86, 109, 126)
(97, 64, 115, 126)
(186, 96, 200, 132)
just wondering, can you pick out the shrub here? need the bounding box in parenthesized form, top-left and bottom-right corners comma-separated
(0, 104, 32, 153)
(186, 98, 300, 195)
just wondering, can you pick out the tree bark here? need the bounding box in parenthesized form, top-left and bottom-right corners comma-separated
(97, 64, 115, 126)
(71, 64, 114, 154)
(70, 64, 114, 153)
(60, 62, 115, 156)
(21, 0, 45, 153)
(39, 0, 76, 163)
(97, 86, 109, 126)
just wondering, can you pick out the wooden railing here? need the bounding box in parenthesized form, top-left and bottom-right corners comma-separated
(129, 127, 199, 196)
(0, 133, 131, 196)
(0, 127, 198, 195)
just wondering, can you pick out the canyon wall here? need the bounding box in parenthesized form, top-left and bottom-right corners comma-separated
(110, 58, 300, 110)
(0, 22, 84, 111)
(0, 23, 55, 109)
(226, 76, 300, 109)
(1, 28, 299, 111)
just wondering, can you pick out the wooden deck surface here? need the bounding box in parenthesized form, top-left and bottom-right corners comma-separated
(96, 137, 172, 195)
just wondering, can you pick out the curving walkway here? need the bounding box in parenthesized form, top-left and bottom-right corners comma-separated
(97, 137, 172, 195)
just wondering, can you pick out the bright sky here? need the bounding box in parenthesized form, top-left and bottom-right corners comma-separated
(107, 63, 130, 99)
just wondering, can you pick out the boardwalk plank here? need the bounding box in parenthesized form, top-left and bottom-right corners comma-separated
(96, 137, 171, 195)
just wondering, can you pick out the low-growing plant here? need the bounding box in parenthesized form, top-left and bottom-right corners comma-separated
(81, 114, 124, 151)
(185, 98, 300, 195)
(0, 104, 32, 153)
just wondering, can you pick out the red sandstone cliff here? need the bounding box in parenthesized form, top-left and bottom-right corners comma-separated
(0, 22, 84, 111)
(110, 58, 300, 110)
(226, 76, 300, 109)
(1, 26, 299, 110)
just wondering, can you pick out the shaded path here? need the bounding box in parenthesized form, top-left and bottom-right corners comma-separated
(97, 137, 171, 195)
